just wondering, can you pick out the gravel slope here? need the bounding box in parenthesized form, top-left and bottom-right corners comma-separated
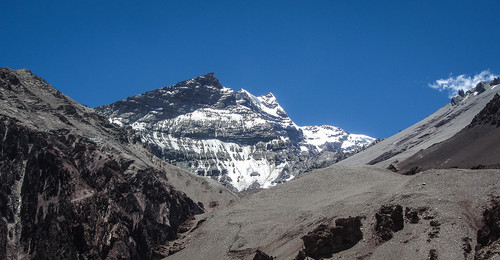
(165, 78, 500, 260)
(394, 94, 500, 173)
(165, 165, 500, 259)
(339, 82, 500, 167)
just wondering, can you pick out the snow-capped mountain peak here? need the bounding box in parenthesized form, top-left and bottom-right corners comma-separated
(96, 73, 375, 191)
(236, 89, 289, 122)
(255, 92, 288, 118)
(182, 72, 223, 89)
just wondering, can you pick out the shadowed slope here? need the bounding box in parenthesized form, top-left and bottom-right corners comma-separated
(394, 94, 500, 174)
(339, 78, 500, 167)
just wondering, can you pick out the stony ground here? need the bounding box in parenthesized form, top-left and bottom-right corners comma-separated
(165, 165, 500, 259)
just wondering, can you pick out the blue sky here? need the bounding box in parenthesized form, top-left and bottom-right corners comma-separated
(2, 1, 499, 138)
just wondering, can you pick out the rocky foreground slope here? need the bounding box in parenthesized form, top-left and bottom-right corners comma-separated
(165, 166, 500, 260)
(0, 68, 237, 259)
(165, 77, 500, 260)
(96, 73, 374, 191)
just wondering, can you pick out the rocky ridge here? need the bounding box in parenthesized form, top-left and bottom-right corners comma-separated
(96, 73, 374, 191)
(0, 68, 237, 259)
(391, 93, 500, 174)
(339, 76, 500, 167)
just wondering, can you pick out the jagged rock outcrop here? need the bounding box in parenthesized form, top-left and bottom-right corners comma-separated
(475, 198, 500, 260)
(0, 117, 204, 259)
(451, 79, 496, 106)
(0, 68, 228, 259)
(375, 204, 404, 242)
(253, 250, 274, 260)
(491, 77, 500, 86)
(470, 93, 500, 127)
(298, 216, 363, 259)
(96, 73, 374, 190)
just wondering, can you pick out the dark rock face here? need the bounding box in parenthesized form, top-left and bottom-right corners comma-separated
(0, 217, 6, 260)
(475, 199, 500, 259)
(462, 237, 473, 257)
(375, 205, 404, 241)
(97, 72, 230, 123)
(404, 206, 429, 224)
(491, 77, 500, 86)
(476, 82, 487, 94)
(401, 166, 420, 176)
(299, 216, 363, 259)
(0, 116, 203, 259)
(253, 249, 274, 260)
(405, 207, 421, 224)
(428, 249, 438, 260)
(0, 68, 205, 259)
(0, 69, 21, 89)
(470, 93, 500, 127)
(428, 220, 441, 241)
(452, 95, 465, 106)
(368, 150, 402, 165)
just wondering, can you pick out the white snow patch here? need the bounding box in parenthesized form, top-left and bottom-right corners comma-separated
(341, 134, 376, 150)
(239, 89, 287, 118)
(141, 130, 289, 191)
(109, 117, 124, 127)
(131, 122, 147, 131)
(300, 125, 345, 148)
(300, 125, 375, 152)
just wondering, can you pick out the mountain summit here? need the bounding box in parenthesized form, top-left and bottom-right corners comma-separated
(96, 73, 375, 190)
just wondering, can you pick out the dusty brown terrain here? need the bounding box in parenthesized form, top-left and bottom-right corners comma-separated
(165, 165, 500, 259)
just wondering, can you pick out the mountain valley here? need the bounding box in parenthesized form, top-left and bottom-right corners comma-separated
(0, 68, 499, 259)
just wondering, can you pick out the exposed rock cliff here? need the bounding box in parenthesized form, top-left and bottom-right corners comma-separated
(0, 68, 235, 259)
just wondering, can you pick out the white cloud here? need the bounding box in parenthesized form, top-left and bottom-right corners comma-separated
(429, 70, 498, 98)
